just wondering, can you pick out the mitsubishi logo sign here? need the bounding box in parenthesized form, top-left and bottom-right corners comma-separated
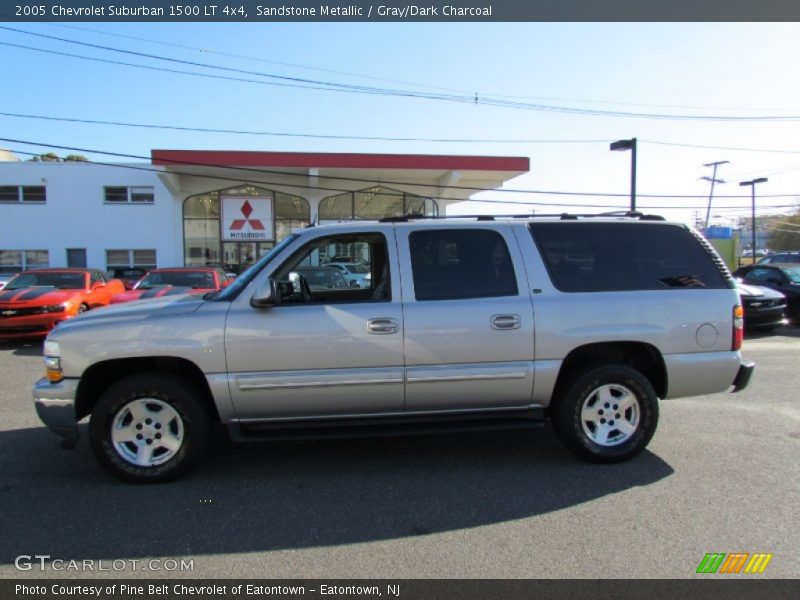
(222, 196, 274, 241)
(229, 200, 265, 231)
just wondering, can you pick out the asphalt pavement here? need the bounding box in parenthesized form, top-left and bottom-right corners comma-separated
(0, 326, 798, 579)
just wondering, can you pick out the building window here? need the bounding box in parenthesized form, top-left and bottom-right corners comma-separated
(319, 186, 437, 221)
(106, 249, 157, 270)
(0, 249, 49, 274)
(104, 186, 155, 204)
(0, 185, 47, 203)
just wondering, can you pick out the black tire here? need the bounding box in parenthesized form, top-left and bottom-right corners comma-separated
(78, 304, 88, 314)
(551, 363, 658, 463)
(89, 372, 211, 482)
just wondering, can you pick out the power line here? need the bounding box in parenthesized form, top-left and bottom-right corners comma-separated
(0, 111, 608, 144)
(4, 110, 800, 159)
(3, 147, 625, 208)
(3, 26, 800, 122)
(0, 25, 463, 99)
(0, 40, 377, 97)
(45, 23, 800, 114)
(644, 140, 800, 155)
(5, 139, 800, 209)
(44, 23, 473, 97)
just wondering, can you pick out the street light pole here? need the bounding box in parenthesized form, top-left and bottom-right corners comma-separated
(739, 177, 768, 261)
(610, 138, 637, 212)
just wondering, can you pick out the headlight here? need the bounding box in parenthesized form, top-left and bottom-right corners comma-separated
(43, 340, 63, 383)
(38, 304, 67, 314)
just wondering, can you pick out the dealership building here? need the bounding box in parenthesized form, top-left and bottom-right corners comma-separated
(0, 149, 529, 275)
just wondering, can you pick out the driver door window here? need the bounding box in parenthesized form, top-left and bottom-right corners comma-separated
(274, 233, 391, 304)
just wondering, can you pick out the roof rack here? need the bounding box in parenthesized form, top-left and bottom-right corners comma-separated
(378, 211, 665, 223)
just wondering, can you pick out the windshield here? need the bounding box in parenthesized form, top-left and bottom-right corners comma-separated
(783, 267, 800, 283)
(114, 269, 146, 279)
(136, 271, 216, 290)
(5, 272, 85, 290)
(340, 264, 369, 274)
(215, 234, 299, 301)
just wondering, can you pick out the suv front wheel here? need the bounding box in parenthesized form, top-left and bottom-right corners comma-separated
(89, 373, 210, 482)
(551, 364, 659, 463)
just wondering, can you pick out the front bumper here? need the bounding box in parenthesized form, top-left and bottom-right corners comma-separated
(0, 313, 65, 339)
(732, 360, 756, 393)
(32, 377, 80, 447)
(743, 303, 786, 329)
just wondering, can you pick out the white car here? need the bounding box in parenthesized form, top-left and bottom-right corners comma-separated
(326, 262, 371, 288)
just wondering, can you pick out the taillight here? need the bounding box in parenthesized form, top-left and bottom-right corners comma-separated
(732, 304, 744, 350)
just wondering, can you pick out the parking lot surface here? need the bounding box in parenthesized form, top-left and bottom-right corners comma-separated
(1, 327, 798, 579)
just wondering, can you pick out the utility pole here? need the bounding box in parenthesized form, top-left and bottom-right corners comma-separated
(701, 160, 729, 233)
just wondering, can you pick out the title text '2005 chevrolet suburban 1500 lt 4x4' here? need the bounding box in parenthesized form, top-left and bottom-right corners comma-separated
(33, 214, 755, 482)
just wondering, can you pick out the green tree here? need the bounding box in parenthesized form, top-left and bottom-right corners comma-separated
(767, 211, 800, 251)
(28, 152, 62, 162)
(64, 154, 89, 162)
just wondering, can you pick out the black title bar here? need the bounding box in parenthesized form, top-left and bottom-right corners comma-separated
(3, 0, 800, 22)
(5, 580, 800, 600)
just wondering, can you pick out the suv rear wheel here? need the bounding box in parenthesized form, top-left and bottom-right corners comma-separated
(89, 373, 210, 482)
(551, 364, 659, 463)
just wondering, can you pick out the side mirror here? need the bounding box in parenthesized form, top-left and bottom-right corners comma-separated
(250, 278, 279, 308)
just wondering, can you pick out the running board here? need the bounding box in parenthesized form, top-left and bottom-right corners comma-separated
(228, 409, 545, 442)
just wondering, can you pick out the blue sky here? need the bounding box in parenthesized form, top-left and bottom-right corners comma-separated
(1, 22, 799, 225)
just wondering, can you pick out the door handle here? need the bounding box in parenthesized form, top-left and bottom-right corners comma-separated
(368, 318, 400, 334)
(491, 314, 521, 330)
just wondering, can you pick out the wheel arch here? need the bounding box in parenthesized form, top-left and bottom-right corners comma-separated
(75, 356, 220, 423)
(552, 341, 667, 405)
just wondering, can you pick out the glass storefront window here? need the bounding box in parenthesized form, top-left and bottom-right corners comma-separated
(183, 185, 309, 272)
(184, 219, 221, 266)
(183, 194, 220, 218)
(319, 186, 437, 221)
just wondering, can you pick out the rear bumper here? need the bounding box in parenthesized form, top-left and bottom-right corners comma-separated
(732, 360, 756, 393)
(32, 377, 80, 447)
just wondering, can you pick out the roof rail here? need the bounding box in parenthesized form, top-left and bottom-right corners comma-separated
(378, 211, 665, 223)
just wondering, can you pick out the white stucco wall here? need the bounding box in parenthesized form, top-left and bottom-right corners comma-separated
(0, 162, 181, 269)
(0, 160, 507, 271)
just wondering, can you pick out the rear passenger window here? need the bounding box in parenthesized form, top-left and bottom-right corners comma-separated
(410, 229, 518, 301)
(529, 222, 729, 292)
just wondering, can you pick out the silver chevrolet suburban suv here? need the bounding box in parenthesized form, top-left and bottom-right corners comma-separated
(33, 214, 755, 482)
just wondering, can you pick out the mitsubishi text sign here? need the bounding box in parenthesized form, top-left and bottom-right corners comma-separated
(222, 196, 274, 241)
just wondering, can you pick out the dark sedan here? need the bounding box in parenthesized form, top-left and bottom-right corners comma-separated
(756, 252, 800, 265)
(738, 282, 786, 331)
(734, 264, 800, 320)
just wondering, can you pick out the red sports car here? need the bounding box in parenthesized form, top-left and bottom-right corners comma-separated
(0, 268, 125, 339)
(110, 267, 230, 304)
(107, 267, 150, 290)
